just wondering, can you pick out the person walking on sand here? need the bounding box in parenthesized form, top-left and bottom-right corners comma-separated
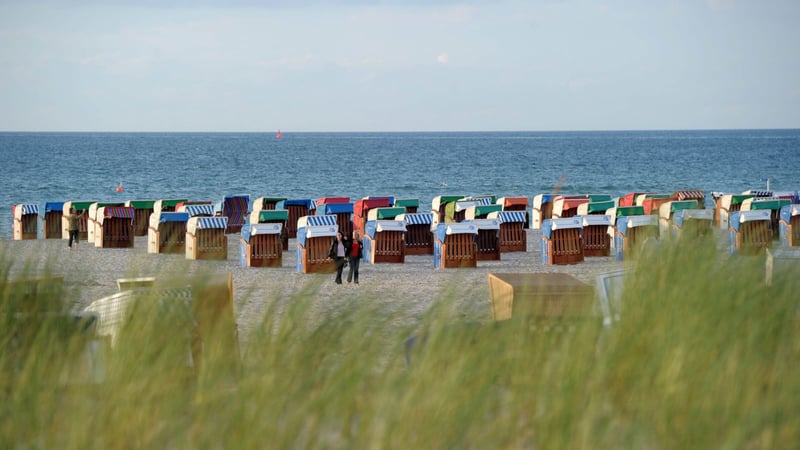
(65, 207, 85, 250)
(347, 230, 363, 284)
(329, 231, 350, 284)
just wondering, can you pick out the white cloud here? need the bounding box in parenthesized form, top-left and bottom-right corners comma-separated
(437, 53, 449, 64)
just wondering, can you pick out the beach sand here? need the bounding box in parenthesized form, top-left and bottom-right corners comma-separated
(1, 230, 627, 345)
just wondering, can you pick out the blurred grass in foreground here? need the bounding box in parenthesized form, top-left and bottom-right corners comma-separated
(1, 238, 799, 449)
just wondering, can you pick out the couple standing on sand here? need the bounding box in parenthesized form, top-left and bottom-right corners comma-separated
(329, 230, 363, 285)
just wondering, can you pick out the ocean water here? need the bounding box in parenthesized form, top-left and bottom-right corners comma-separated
(2, 129, 799, 239)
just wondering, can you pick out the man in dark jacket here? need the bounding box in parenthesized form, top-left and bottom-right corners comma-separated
(329, 231, 350, 284)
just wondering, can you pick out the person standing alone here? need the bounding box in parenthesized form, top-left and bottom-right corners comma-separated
(329, 231, 349, 284)
(65, 208, 85, 250)
(347, 230, 363, 284)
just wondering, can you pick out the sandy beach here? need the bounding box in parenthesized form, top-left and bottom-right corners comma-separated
(1, 230, 626, 344)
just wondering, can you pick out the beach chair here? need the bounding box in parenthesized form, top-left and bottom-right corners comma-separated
(488, 210, 527, 253)
(281, 199, 316, 239)
(397, 213, 434, 255)
(487, 273, 596, 322)
(95, 206, 135, 248)
(581, 214, 612, 257)
(431, 195, 464, 225)
(295, 215, 338, 274)
(779, 204, 800, 247)
(84, 273, 239, 378)
(186, 216, 228, 260)
(153, 199, 188, 215)
(541, 217, 584, 265)
(741, 197, 791, 241)
(221, 194, 250, 234)
(363, 219, 406, 264)
(367, 206, 405, 221)
(531, 194, 556, 230)
(321, 202, 354, 240)
(40, 202, 64, 239)
(148, 212, 189, 254)
(12, 204, 38, 240)
(394, 198, 420, 214)
(250, 209, 290, 251)
(252, 196, 287, 213)
(353, 197, 392, 236)
(433, 222, 478, 269)
(717, 194, 753, 230)
(61, 201, 95, 240)
(88, 202, 125, 245)
(125, 200, 156, 237)
(729, 210, 772, 256)
(496, 196, 529, 228)
(316, 197, 350, 208)
(469, 218, 501, 261)
(239, 223, 283, 268)
(657, 200, 700, 238)
(614, 214, 658, 261)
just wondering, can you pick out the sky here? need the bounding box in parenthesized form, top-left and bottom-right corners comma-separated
(0, 0, 798, 132)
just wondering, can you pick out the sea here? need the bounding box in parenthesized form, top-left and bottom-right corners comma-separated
(2, 129, 799, 239)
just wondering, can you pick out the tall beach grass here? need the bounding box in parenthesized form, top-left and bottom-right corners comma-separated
(1, 237, 798, 449)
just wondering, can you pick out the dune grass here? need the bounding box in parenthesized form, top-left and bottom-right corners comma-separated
(1, 237, 799, 449)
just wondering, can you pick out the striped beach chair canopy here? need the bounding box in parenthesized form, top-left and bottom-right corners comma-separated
(240, 223, 282, 243)
(729, 210, 771, 231)
(672, 190, 705, 202)
(296, 215, 338, 247)
(365, 219, 407, 238)
(251, 209, 289, 224)
(674, 208, 713, 227)
(222, 195, 250, 222)
(13, 204, 39, 218)
(184, 204, 216, 218)
(97, 206, 135, 224)
(322, 202, 354, 215)
(541, 217, 582, 239)
(187, 216, 228, 233)
(434, 222, 478, 241)
(780, 204, 800, 222)
(466, 218, 500, 230)
(297, 214, 337, 230)
(397, 213, 434, 225)
(742, 190, 773, 197)
(487, 211, 527, 223)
